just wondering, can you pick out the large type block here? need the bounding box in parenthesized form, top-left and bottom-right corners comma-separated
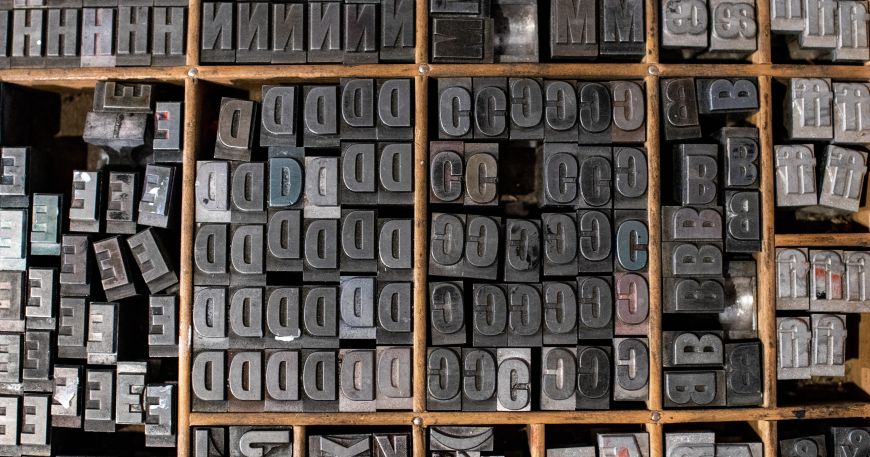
(265, 350, 302, 412)
(461, 348, 497, 411)
(309, 434, 369, 457)
(811, 313, 847, 376)
(472, 284, 507, 347)
(57, 297, 87, 359)
(833, 2, 870, 62)
(614, 272, 649, 335)
(26, 268, 56, 331)
(139, 165, 176, 228)
(833, 83, 870, 144)
(264, 287, 302, 350)
(429, 426, 494, 452)
(0, 147, 27, 209)
(708, 0, 757, 53)
(724, 190, 761, 253)
(51, 365, 83, 428)
(81, 8, 115, 67)
(230, 162, 266, 224)
(267, 210, 303, 273)
(725, 342, 762, 406)
(0, 209, 26, 271)
(599, 433, 650, 457)
(504, 219, 541, 282)
(378, 219, 413, 280)
(201, 2, 234, 63)
(194, 224, 229, 285)
(550, 0, 598, 58)
(809, 249, 845, 310)
(149, 295, 177, 357)
(308, 2, 343, 63)
(780, 436, 828, 457)
(718, 127, 759, 189)
(464, 143, 499, 206)
(674, 143, 718, 206)
(87, 302, 119, 365)
(545, 80, 579, 142)
(662, 242, 724, 277)
(473, 78, 508, 140)
(540, 346, 577, 410)
(196, 161, 231, 223)
(509, 78, 544, 140)
(577, 147, 612, 208)
(94, 83, 153, 113)
(542, 281, 578, 345)
(235, 2, 270, 64)
(381, 0, 415, 62)
(577, 276, 613, 339)
(576, 82, 612, 144)
(116, 362, 146, 425)
(301, 286, 338, 348)
(777, 248, 810, 310)
(339, 348, 375, 412)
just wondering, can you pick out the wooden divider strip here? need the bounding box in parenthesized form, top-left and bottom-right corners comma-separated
(186, 0, 200, 67)
(294, 426, 307, 457)
(413, 74, 429, 414)
(529, 424, 545, 457)
(645, 73, 664, 412)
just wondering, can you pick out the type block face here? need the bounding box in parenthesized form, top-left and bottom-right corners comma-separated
(661, 79, 701, 141)
(106, 172, 138, 234)
(431, 17, 493, 63)
(787, 78, 834, 140)
(427, 347, 461, 411)
(84, 369, 114, 432)
(429, 426, 494, 452)
(0, 147, 27, 208)
(663, 331, 724, 367)
(540, 346, 577, 410)
(818, 146, 868, 213)
(60, 235, 91, 297)
(663, 370, 725, 407)
(430, 282, 466, 346)
(0, 209, 27, 271)
(708, 0, 757, 53)
(58, 297, 86, 359)
(70, 171, 101, 233)
(613, 337, 649, 401)
(138, 165, 176, 228)
(149, 295, 178, 357)
(778, 316, 812, 379)
(231, 427, 292, 457)
(662, 0, 708, 49)
(93, 236, 137, 301)
(775, 144, 818, 207)
(26, 268, 55, 331)
(600, 0, 645, 56)
(551, 0, 598, 58)
(504, 219, 541, 282)
(30, 194, 61, 256)
(497, 348, 531, 411)
(780, 436, 828, 457)
(430, 213, 466, 277)
(52, 365, 82, 428)
(128, 228, 178, 294)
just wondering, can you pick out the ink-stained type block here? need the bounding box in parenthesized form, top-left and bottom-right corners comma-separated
(818, 145, 868, 213)
(674, 143, 718, 206)
(139, 164, 176, 228)
(429, 426, 494, 452)
(93, 236, 137, 301)
(230, 162, 266, 224)
(340, 210, 376, 273)
(80, 8, 115, 67)
(576, 210, 613, 273)
(431, 17, 493, 63)
(149, 295, 177, 357)
(0, 209, 26, 271)
(464, 143, 499, 207)
(0, 147, 27, 208)
(577, 276, 613, 339)
(303, 85, 339, 148)
(374, 433, 410, 457)
(57, 297, 86, 359)
(154, 102, 183, 158)
(724, 342, 762, 406)
(577, 146, 613, 208)
(661, 0, 708, 49)
(215, 98, 257, 162)
(809, 249, 846, 310)
(430, 281, 466, 346)
(84, 369, 114, 432)
(51, 365, 82, 428)
(540, 346, 577, 410)
(612, 337, 649, 401)
(265, 350, 302, 412)
(662, 241, 724, 277)
(832, 428, 870, 457)
(308, 2, 342, 63)
(550, 0, 598, 58)
(541, 282, 577, 345)
(344, 2, 378, 63)
(661, 78, 701, 141)
(707, 0, 757, 53)
(775, 145, 817, 207)
(264, 287, 302, 349)
(427, 347, 462, 411)
(473, 78, 508, 140)
(429, 141, 464, 205)
(301, 286, 338, 348)
(230, 427, 292, 457)
(194, 224, 229, 285)
(377, 79, 413, 141)
(600, 0, 644, 56)
(800, 0, 838, 49)
(506, 283, 543, 347)
(577, 82, 612, 144)
(461, 348, 497, 411)
(129, 228, 178, 294)
(614, 210, 649, 272)
(30, 194, 61, 256)
(613, 147, 647, 209)
(777, 316, 812, 379)
(718, 127, 760, 189)
(545, 80, 579, 142)
(304, 156, 340, 219)
(378, 143, 414, 206)
(309, 434, 369, 457)
(376, 346, 412, 410)
(201, 2, 234, 63)
(152, 6, 187, 66)
(599, 434, 650, 457)
(833, 83, 870, 144)
(786, 78, 834, 140)
(86, 302, 118, 365)
(69, 170, 101, 233)
(235, 2, 270, 63)
(339, 349, 375, 412)
(272, 3, 305, 64)
(116, 5, 151, 66)
(472, 283, 507, 347)
(430, 213, 466, 277)
(378, 219, 413, 280)
(196, 161, 231, 223)
(576, 345, 611, 409)
(438, 78, 473, 140)
(341, 79, 376, 141)
(543, 213, 578, 277)
(381, 0, 415, 61)
(811, 313, 847, 376)
(833, 1, 870, 61)
(267, 210, 303, 273)
(60, 235, 92, 297)
(26, 268, 55, 331)
(45, 9, 80, 68)
(780, 436, 828, 457)
(269, 149, 305, 209)
(724, 190, 761, 253)
(339, 277, 375, 340)
(227, 350, 263, 412)
(303, 219, 339, 282)
(541, 142, 580, 208)
(115, 362, 146, 425)
(191, 350, 226, 412)
(663, 277, 725, 313)
(697, 78, 759, 114)
(615, 272, 649, 335)
(105, 172, 138, 234)
(229, 225, 266, 286)
(661, 206, 723, 242)
(301, 349, 338, 411)
(663, 370, 725, 407)
(144, 384, 175, 448)
(465, 215, 500, 280)
(504, 219, 541, 282)
(228, 287, 264, 349)
(377, 282, 412, 345)
(497, 347, 531, 411)
(508, 78, 544, 140)
(662, 331, 724, 367)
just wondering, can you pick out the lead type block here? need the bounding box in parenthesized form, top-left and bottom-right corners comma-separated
(236, 2, 270, 63)
(340, 277, 376, 341)
(308, 2, 342, 63)
(266, 210, 302, 273)
(431, 17, 493, 63)
(201, 2, 234, 63)
(725, 342, 762, 406)
(264, 287, 302, 350)
(465, 215, 500, 280)
(128, 228, 179, 293)
(543, 281, 578, 345)
(661, 78, 701, 141)
(780, 436, 828, 457)
(149, 295, 178, 357)
(614, 211, 648, 272)
(509, 78, 544, 140)
(430, 281, 466, 346)
(144, 384, 175, 448)
(430, 213, 465, 277)
(833, 83, 870, 144)
(724, 190, 761, 252)
(429, 427, 494, 452)
(662, 331, 724, 367)
(378, 219, 413, 280)
(192, 350, 227, 412)
(786, 78, 834, 140)
(661, 0, 708, 50)
(231, 427, 292, 457)
(577, 82, 612, 144)
(811, 313, 847, 376)
(51, 365, 82, 428)
(341, 79, 376, 141)
(777, 248, 810, 310)
(154, 102, 183, 159)
(303, 219, 339, 282)
(778, 316, 812, 379)
(430, 141, 464, 204)
(381, 0, 415, 61)
(663, 370, 725, 407)
(227, 287, 264, 349)
(339, 349, 375, 412)
(87, 302, 118, 365)
(301, 349, 339, 412)
(614, 272, 650, 335)
(578, 210, 613, 273)
(116, 5, 150, 66)
(340, 210, 376, 273)
(834, 1, 870, 61)
(818, 145, 868, 213)
(138, 165, 176, 228)
(22, 331, 51, 391)
(106, 172, 138, 234)
(265, 350, 301, 412)
(19, 395, 49, 455)
(93, 236, 137, 301)
(60, 235, 92, 297)
(577, 345, 611, 409)
(301, 286, 338, 348)
(504, 219, 541, 282)
(69, 170, 101, 233)
(228, 350, 263, 412)
(708, 0, 757, 54)
(215, 98, 257, 161)
(613, 147, 647, 208)
(309, 434, 369, 457)
(84, 369, 114, 432)
(600, 0, 644, 56)
(377, 282, 412, 345)
(271, 3, 305, 64)
(507, 283, 543, 346)
(230, 162, 267, 224)
(0, 209, 26, 271)
(378, 143, 414, 205)
(540, 346, 577, 410)
(46, 9, 80, 68)
(196, 161, 231, 223)
(465, 142, 499, 206)
(304, 156, 339, 219)
(303, 86, 339, 148)
(545, 81, 579, 142)
(697, 78, 759, 114)
(30, 194, 61, 256)
(269, 149, 305, 209)
(472, 284, 507, 347)
(551, 0, 598, 58)
(152, 6, 187, 66)
(427, 347, 461, 411)
(461, 348, 497, 411)
(577, 146, 612, 208)
(376, 346, 412, 410)
(497, 347, 531, 411)
(675, 143, 718, 206)
(613, 337, 649, 401)
(194, 224, 229, 285)
(345, 3, 378, 63)
(473, 78, 508, 140)
(577, 276, 613, 339)
(599, 433, 650, 457)
(0, 147, 27, 208)
(377, 79, 413, 141)
(775, 144, 818, 207)
(26, 268, 55, 331)
(115, 362, 146, 425)
(57, 297, 86, 359)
